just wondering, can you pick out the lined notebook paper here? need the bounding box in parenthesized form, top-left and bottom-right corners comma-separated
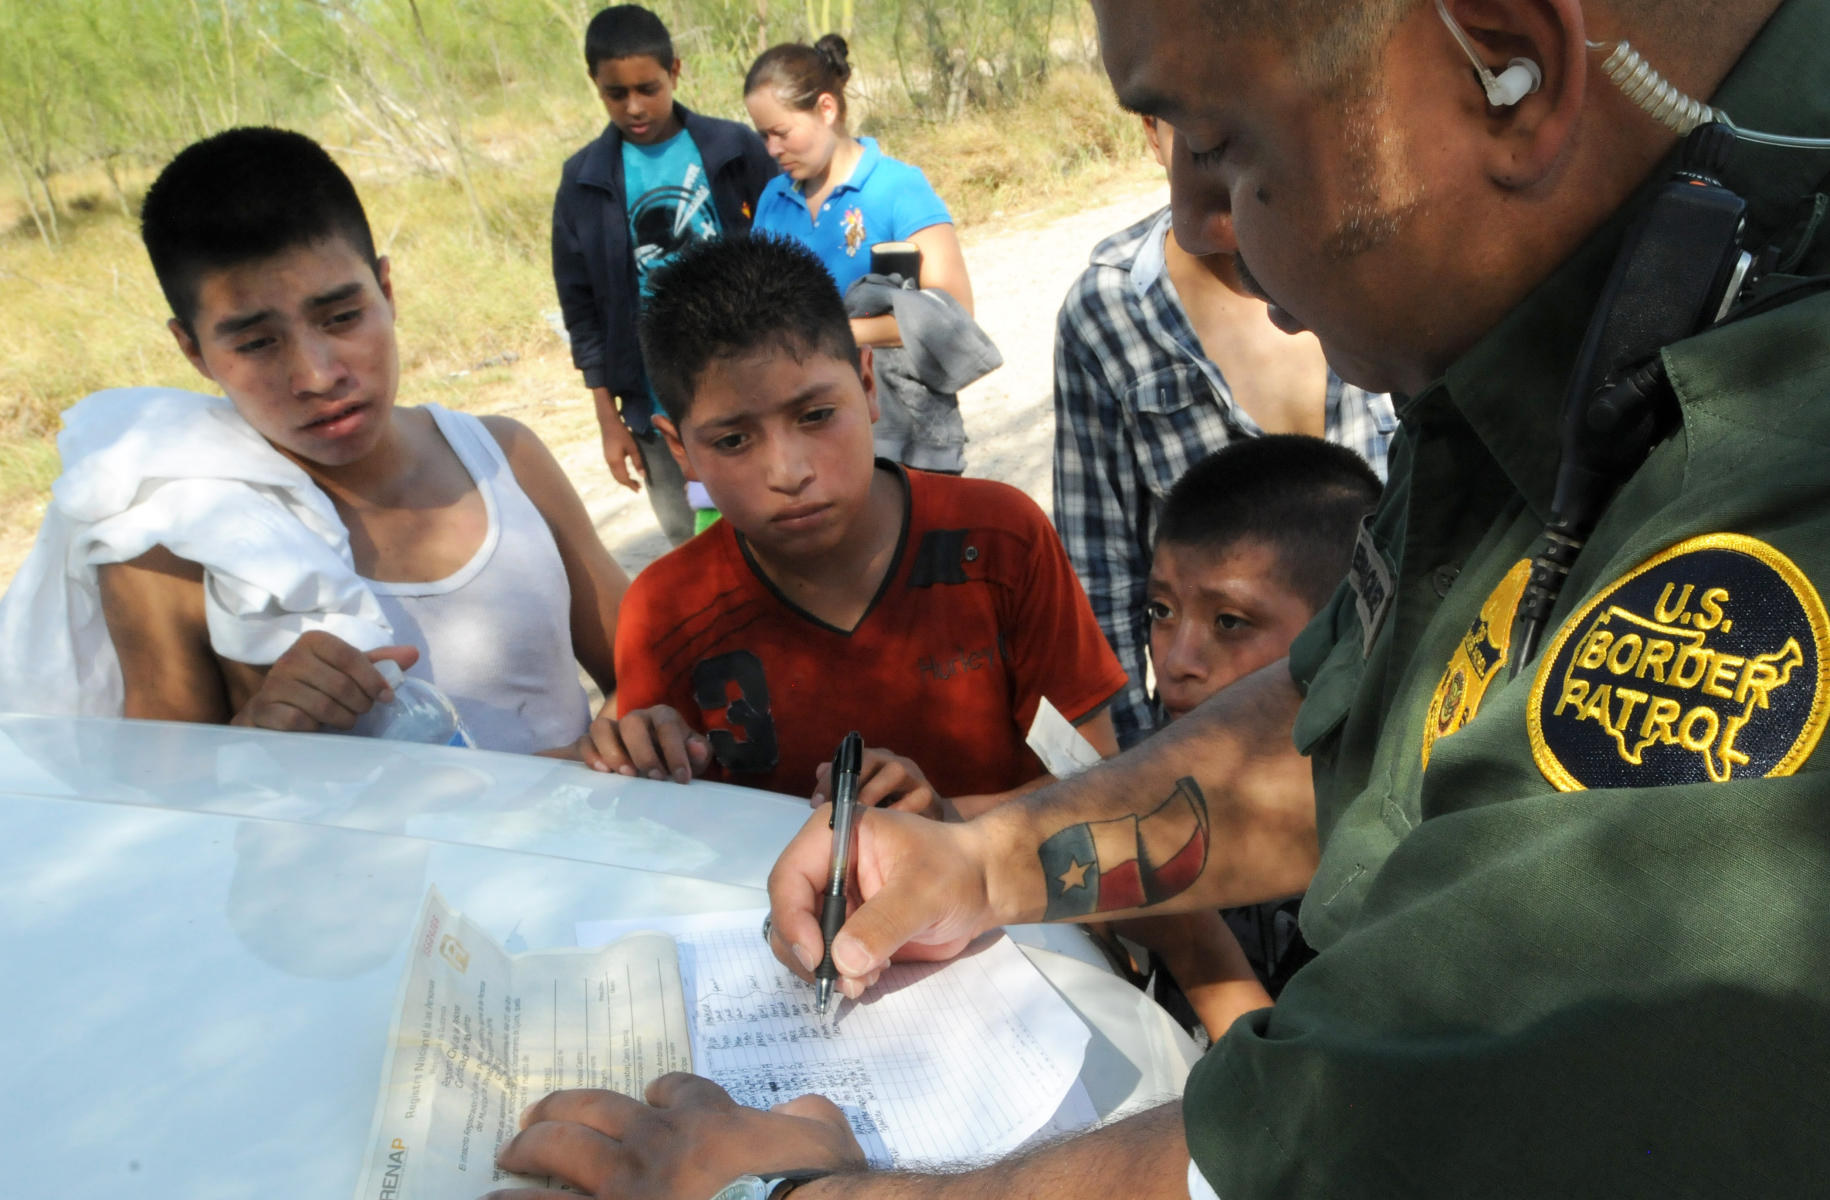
(579, 909, 1094, 1167)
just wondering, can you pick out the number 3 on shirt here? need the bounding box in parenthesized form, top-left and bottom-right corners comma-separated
(691, 650, 780, 772)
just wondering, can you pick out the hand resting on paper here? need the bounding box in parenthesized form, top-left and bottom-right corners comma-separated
(484, 1074, 865, 1200)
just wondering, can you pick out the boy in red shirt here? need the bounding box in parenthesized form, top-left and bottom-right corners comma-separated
(584, 235, 1124, 800)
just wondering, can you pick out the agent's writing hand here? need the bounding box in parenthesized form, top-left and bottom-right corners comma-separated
(766, 805, 1001, 1001)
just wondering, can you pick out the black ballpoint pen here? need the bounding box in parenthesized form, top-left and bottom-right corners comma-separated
(815, 730, 864, 1015)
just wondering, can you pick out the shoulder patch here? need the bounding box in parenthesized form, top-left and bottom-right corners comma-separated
(1527, 534, 1830, 790)
(1422, 558, 1531, 768)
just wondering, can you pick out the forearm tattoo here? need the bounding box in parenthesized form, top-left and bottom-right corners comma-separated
(1038, 776, 1210, 919)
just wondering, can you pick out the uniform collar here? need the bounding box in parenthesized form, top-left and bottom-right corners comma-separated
(1425, 0, 1830, 520)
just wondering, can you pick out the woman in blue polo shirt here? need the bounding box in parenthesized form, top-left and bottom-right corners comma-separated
(743, 34, 975, 351)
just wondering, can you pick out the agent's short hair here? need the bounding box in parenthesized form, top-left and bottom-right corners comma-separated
(585, 5, 674, 73)
(1224, 0, 1700, 87)
(1155, 435, 1383, 612)
(1208, 0, 1415, 87)
(639, 235, 861, 425)
(140, 127, 378, 332)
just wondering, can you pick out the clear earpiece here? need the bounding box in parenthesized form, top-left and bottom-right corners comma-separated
(1487, 58, 1544, 107)
(1437, 0, 1830, 150)
(1434, 0, 1542, 108)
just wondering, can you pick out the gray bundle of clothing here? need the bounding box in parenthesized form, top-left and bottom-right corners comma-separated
(844, 274, 1003, 474)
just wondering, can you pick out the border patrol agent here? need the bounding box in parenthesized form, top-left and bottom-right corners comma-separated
(484, 2, 1830, 1198)
(1202, 9, 1830, 1189)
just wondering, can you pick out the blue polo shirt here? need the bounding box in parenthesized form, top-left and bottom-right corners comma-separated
(751, 137, 952, 296)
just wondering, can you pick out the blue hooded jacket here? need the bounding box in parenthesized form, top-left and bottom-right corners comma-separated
(551, 104, 776, 429)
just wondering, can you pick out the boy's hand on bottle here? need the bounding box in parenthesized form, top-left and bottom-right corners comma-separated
(811, 746, 941, 818)
(231, 633, 419, 732)
(577, 704, 711, 783)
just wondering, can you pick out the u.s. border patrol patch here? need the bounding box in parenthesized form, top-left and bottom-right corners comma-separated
(1528, 534, 1830, 790)
(1422, 558, 1531, 768)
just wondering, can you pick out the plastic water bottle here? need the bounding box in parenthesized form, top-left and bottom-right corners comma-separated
(353, 660, 476, 748)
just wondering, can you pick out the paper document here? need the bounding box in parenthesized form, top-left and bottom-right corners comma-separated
(355, 889, 692, 1199)
(578, 909, 1093, 1168)
(1027, 696, 1104, 778)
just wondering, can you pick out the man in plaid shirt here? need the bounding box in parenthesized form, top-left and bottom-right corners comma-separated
(1053, 120, 1395, 749)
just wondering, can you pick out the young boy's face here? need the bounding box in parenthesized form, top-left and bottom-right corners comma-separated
(1147, 538, 1316, 720)
(591, 54, 683, 145)
(657, 344, 880, 564)
(169, 234, 399, 472)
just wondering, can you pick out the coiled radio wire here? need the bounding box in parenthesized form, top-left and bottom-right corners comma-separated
(1593, 39, 1830, 149)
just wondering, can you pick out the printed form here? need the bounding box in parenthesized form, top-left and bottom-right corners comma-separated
(353, 889, 692, 1200)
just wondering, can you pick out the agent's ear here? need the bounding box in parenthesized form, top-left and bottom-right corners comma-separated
(817, 91, 841, 128)
(668, 57, 683, 86)
(652, 414, 698, 481)
(858, 346, 880, 424)
(168, 317, 214, 383)
(1443, 0, 1589, 189)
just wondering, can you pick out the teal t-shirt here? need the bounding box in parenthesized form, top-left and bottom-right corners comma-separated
(622, 128, 722, 296)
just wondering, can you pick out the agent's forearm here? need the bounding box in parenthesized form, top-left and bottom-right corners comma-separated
(795, 1103, 1191, 1200)
(979, 659, 1315, 929)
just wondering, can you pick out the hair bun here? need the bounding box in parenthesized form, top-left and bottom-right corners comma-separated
(814, 33, 852, 84)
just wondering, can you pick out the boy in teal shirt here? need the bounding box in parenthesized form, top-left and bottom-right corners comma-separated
(552, 5, 775, 543)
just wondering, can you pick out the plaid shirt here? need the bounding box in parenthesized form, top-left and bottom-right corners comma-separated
(1052, 207, 1397, 748)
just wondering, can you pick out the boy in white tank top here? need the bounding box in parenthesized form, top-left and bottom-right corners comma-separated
(48, 128, 629, 753)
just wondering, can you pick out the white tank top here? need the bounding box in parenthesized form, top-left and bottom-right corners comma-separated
(364, 405, 590, 753)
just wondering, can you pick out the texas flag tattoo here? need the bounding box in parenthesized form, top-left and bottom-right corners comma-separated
(1039, 777, 1210, 919)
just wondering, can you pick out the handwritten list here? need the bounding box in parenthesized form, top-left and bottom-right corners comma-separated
(580, 911, 1093, 1168)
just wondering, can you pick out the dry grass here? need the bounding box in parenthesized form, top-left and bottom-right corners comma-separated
(871, 70, 1147, 227)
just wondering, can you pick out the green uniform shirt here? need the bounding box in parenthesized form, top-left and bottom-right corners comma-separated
(1186, 2, 1830, 1193)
